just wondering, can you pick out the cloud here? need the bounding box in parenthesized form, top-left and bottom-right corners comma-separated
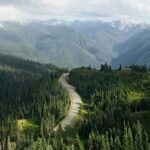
(0, 5, 24, 21)
(0, 0, 149, 22)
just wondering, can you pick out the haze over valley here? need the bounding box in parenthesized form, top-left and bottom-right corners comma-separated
(0, 19, 149, 68)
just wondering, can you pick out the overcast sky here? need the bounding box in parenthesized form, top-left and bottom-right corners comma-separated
(0, 0, 149, 22)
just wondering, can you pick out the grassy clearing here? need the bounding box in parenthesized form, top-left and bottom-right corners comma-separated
(128, 91, 145, 101)
(116, 68, 132, 76)
(0, 126, 5, 132)
(17, 119, 39, 132)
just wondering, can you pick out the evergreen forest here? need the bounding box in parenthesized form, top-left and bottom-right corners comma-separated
(0, 55, 150, 150)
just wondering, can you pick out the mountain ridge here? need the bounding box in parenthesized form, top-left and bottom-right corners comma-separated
(0, 20, 149, 68)
(112, 29, 150, 67)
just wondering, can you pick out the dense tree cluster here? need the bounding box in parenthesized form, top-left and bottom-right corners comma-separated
(0, 55, 69, 149)
(27, 66, 150, 150)
(129, 64, 149, 72)
(69, 67, 150, 149)
(0, 54, 150, 150)
(101, 63, 111, 72)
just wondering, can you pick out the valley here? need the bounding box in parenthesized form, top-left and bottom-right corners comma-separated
(0, 20, 150, 150)
(0, 0, 150, 149)
(0, 20, 149, 69)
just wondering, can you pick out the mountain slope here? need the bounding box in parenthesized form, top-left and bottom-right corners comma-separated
(0, 22, 108, 68)
(71, 21, 146, 57)
(0, 20, 149, 68)
(112, 30, 150, 67)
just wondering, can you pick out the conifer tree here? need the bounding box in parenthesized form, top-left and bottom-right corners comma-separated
(114, 136, 121, 150)
(74, 134, 84, 150)
(123, 127, 129, 150)
(6, 136, 11, 150)
(128, 127, 134, 150)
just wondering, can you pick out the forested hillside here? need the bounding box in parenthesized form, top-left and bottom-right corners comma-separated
(0, 54, 70, 149)
(0, 21, 108, 68)
(1, 54, 150, 149)
(69, 65, 150, 149)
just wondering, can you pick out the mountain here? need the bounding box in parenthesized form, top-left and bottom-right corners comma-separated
(0, 21, 111, 68)
(0, 20, 149, 68)
(70, 20, 147, 54)
(112, 30, 150, 68)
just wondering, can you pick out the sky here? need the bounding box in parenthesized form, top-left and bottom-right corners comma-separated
(0, 0, 149, 23)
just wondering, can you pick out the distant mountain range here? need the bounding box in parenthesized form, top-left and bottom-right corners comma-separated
(0, 20, 149, 68)
(112, 30, 150, 68)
